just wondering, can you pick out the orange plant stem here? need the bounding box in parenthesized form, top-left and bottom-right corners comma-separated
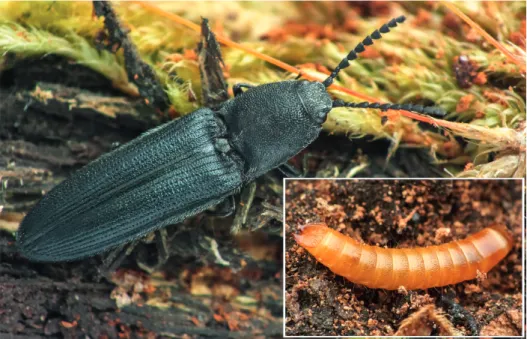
(441, 1, 525, 69)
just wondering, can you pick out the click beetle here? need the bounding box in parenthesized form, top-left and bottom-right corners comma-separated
(17, 15, 445, 262)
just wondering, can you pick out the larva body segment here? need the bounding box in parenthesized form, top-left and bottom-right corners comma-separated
(294, 223, 513, 290)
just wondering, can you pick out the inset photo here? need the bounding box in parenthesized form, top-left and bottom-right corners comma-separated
(284, 179, 524, 337)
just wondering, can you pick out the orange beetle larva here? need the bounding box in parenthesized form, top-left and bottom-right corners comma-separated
(294, 223, 513, 290)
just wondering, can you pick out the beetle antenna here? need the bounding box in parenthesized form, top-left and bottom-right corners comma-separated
(323, 16, 406, 88)
(332, 99, 447, 117)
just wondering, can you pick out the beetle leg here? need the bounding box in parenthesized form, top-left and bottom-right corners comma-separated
(136, 229, 170, 273)
(99, 239, 141, 278)
(233, 83, 254, 96)
(231, 181, 257, 234)
(156, 228, 170, 266)
(253, 201, 282, 232)
(205, 195, 236, 217)
(278, 162, 302, 177)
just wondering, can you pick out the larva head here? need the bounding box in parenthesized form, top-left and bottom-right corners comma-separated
(294, 223, 329, 249)
(472, 224, 514, 274)
(488, 223, 514, 251)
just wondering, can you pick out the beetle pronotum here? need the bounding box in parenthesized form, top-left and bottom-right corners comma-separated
(294, 223, 513, 290)
(17, 15, 447, 262)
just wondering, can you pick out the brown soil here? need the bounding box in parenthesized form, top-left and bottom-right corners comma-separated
(285, 179, 523, 336)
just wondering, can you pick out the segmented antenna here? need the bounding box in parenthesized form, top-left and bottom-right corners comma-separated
(322, 16, 406, 88)
(333, 99, 446, 117)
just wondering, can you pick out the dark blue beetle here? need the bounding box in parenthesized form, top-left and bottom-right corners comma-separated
(17, 16, 445, 261)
